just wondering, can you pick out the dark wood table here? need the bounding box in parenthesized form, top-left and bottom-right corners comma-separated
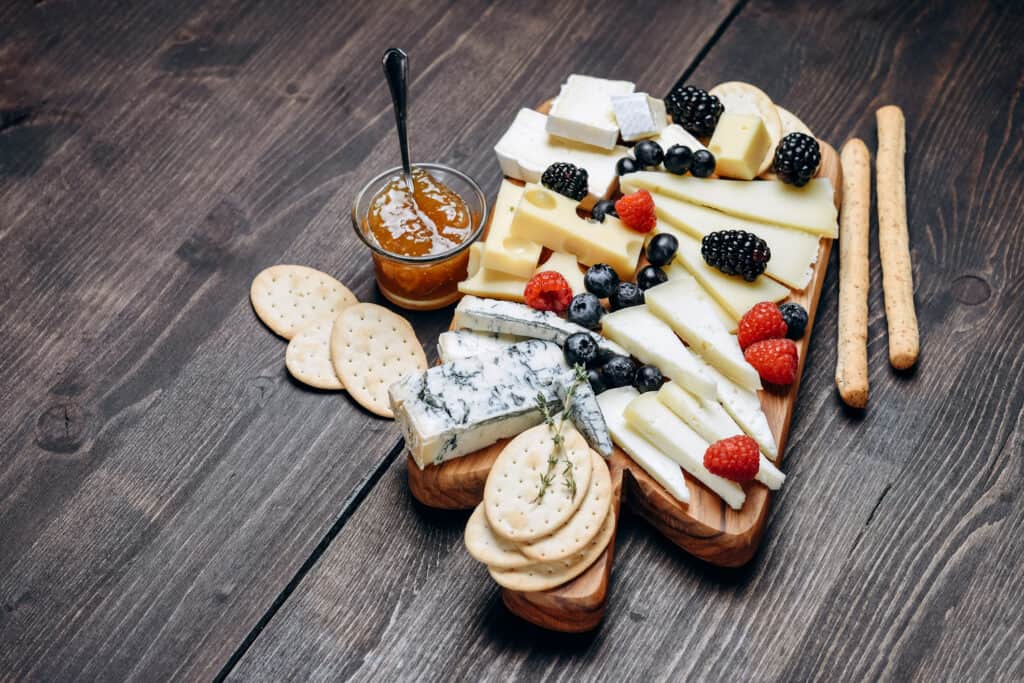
(2, 0, 1022, 679)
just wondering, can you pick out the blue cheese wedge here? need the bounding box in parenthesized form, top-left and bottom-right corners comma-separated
(390, 339, 569, 469)
(437, 329, 523, 363)
(453, 295, 627, 359)
(556, 371, 613, 457)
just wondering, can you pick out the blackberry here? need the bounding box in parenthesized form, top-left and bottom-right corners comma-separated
(664, 85, 723, 138)
(541, 162, 588, 201)
(778, 302, 808, 339)
(701, 230, 771, 282)
(772, 133, 821, 187)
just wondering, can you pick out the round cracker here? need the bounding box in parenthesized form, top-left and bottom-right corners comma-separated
(777, 105, 814, 137)
(483, 423, 592, 543)
(285, 317, 344, 390)
(251, 265, 357, 340)
(488, 510, 616, 593)
(330, 303, 426, 418)
(464, 504, 533, 569)
(709, 81, 782, 174)
(519, 450, 611, 562)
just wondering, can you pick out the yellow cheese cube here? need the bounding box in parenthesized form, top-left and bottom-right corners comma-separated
(458, 242, 528, 302)
(509, 184, 643, 278)
(535, 251, 585, 296)
(707, 113, 772, 180)
(481, 180, 542, 278)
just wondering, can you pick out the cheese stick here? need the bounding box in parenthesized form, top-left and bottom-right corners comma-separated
(875, 106, 919, 369)
(836, 139, 871, 407)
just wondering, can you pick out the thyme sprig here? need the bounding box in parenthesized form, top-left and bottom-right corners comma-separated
(533, 365, 588, 504)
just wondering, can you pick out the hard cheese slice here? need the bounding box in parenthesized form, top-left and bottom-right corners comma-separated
(390, 339, 568, 469)
(667, 234, 789, 321)
(535, 251, 586, 297)
(695, 355, 779, 460)
(658, 383, 784, 489)
(601, 305, 717, 399)
(624, 392, 745, 509)
(652, 190, 821, 289)
(481, 180, 541, 278)
(437, 329, 523, 363)
(597, 387, 689, 504)
(621, 171, 838, 237)
(664, 267, 736, 333)
(458, 243, 528, 303)
(509, 184, 644, 278)
(645, 278, 761, 391)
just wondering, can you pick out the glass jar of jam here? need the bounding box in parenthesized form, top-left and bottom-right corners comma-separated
(352, 163, 487, 310)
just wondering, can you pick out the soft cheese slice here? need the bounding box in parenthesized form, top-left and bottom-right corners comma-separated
(481, 180, 541, 278)
(494, 108, 627, 207)
(645, 279, 761, 391)
(454, 295, 627, 359)
(535, 251, 586, 297)
(658, 383, 784, 489)
(624, 392, 745, 509)
(621, 171, 838, 237)
(612, 93, 667, 141)
(601, 305, 716, 398)
(664, 267, 736, 333)
(667, 236, 789, 321)
(437, 329, 523, 363)
(390, 339, 568, 469)
(654, 124, 707, 153)
(694, 356, 778, 460)
(458, 243, 528, 302)
(651, 193, 820, 289)
(547, 74, 635, 149)
(557, 370, 612, 457)
(509, 184, 643, 278)
(597, 387, 689, 504)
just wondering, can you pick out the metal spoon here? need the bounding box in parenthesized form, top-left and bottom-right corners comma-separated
(382, 47, 413, 189)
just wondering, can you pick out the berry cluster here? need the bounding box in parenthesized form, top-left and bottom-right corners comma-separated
(736, 301, 809, 386)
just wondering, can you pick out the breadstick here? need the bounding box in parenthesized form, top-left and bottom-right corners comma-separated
(875, 105, 919, 369)
(836, 139, 871, 407)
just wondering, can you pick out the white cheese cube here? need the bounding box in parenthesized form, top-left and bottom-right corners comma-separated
(546, 74, 635, 150)
(612, 93, 667, 141)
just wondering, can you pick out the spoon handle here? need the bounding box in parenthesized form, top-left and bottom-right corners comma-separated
(382, 48, 412, 178)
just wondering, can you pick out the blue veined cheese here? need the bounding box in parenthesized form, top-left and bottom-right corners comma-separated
(556, 371, 613, 457)
(436, 329, 523, 363)
(453, 296, 628, 359)
(390, 339, 569, 469)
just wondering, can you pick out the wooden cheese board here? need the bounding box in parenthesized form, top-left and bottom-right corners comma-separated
(406, 100, 842, 632)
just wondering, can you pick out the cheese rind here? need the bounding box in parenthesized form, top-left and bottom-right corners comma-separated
(612, 93, 667, 141)
(546, 75, 635, 149)
(390, 339, 568, 468)
(601, 305, 717, 398)
(509, 184, 644, 278)
(458, 243, 528, 302)
(707, 113, 772, 180)
(621, 171, 838, 237)
(481, 180, 541, 278)
(645, 279, 761, 391)
(597, 387, 690, 504)
(437, 329, 523, 363)
(535, 251, 586, 297)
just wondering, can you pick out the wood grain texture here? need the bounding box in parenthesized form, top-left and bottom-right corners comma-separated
(232, 0, 1024, 679)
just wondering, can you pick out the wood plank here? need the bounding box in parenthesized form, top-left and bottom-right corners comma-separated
(0, 0, 737, 679)
(230, 0, 1024, 679)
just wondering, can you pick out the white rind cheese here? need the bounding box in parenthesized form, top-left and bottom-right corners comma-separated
(546, 74, 635, 149)
(437, 329, 523, 363)
(612, 93, 667, 142)
(597, 387, 690, 504)
(390, 339, 569, 469)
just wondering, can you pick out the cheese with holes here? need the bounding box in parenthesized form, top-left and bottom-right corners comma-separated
(494, 108, 627, 207)
(658, 383, 784, 489)
(652, 193, 820, 289)
(547, 74, 635, 149)
(664, 267, 736, 332)
(458, 243, 528, 302)
(707, 113, 772, 180)
(509, 184, 644, 278)
(535, 251, 585, 296)
(667, 236, 789, 321)
(390, 339, 568, 468)
(645, 279, 761, 391)
(481, 180, 541, 278)
(621, 171, 838, 237)
(601, 305, 716, 398)
(612, 93, 667, 141)
(624, 392, 745, 509)
(597, 387, 689, 504)
(437, 329, 523, 363)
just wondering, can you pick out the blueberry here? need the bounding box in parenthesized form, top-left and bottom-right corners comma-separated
(634, 365, 664, 393)
(567, 293, 604, 330)
(609, 281, 644, 310)
(601, 355, 638, 389)
(646, 233, 679, 267)
(563, 332, 599, 368)
(636, 265, 668, 290)
(634, 140, 664, 167)
(587, 367, 607, 394)
(664, 144, 693, 175)
(691, 149, 716, 178)
(584, 264, 619, 299)
(779, 302, 809, 339)
(591, 199, 618, 223)
(616, 157, 640, 176)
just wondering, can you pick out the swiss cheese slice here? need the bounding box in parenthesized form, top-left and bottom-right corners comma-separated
(535, 251, 586, 296)
(458, 243, 528, 302)
(482, 180, 541, 278)
(621, 171, 838, 237)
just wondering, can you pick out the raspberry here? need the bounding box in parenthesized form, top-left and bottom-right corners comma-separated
(524, 271, 572, 313)
(743, 338, 798, 385)
(738, 302, 788, 350)
(614, 189, 656, 233)
(703, 435, 760, 482)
